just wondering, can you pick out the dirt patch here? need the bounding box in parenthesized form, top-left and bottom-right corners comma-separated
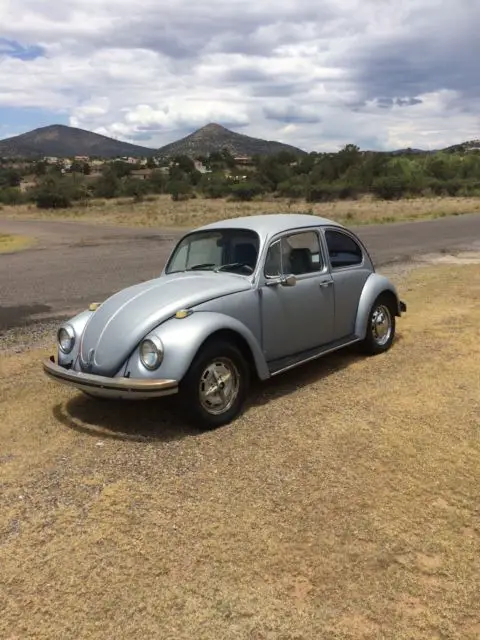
(0, 233, 36, 253)
(0, 263, 479, 639)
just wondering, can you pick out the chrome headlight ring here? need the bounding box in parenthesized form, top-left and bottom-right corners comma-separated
(139, 335, 164, 371)
(58, 325, 76, 354)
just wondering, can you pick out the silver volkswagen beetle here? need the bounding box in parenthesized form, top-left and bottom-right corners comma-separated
(43, 214, 406, 428)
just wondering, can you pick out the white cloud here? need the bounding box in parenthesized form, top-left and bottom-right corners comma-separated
(0, 0, 478, 151)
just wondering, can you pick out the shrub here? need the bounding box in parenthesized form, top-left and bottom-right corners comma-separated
(0, 187, 26, 205)
(166, 179, 192, 201)
(229, 181, 264, 201)
(306, 183, 340, 202)
(35, 189, 72, 209)
(371, 176, 408, 200)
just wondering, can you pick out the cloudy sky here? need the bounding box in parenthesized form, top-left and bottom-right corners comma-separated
(0, 0, 478, 151)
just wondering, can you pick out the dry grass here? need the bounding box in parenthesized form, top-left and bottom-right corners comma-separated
(1, 263, 479, 639)
(2, 194, 480, 229)
(0, 233, 36, 253)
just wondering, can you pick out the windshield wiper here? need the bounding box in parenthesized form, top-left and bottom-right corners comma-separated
(186, 263, 216, 271)
(214, 262, 254, 274)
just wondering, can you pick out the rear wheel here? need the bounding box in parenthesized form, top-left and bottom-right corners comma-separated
(360, 294, 396, 355)
(179, 340, 250, 429)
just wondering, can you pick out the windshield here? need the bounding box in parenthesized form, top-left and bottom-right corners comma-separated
(165, 228, 260, 275)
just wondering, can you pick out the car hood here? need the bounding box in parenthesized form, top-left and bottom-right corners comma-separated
(78, 271, 251, 376)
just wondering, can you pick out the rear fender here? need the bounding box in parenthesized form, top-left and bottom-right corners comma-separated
(355, 274, 402, 339)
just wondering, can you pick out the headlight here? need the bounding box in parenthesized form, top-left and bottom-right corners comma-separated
(58, 325, 75, 354)
(139, 336, 164, 370)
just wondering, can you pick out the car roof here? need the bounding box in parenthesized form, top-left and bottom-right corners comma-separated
(194, 213, 345, 241)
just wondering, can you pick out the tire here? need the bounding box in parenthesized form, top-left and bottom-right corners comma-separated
(360, 294, 396, 355)
(179, 339, 250, 429)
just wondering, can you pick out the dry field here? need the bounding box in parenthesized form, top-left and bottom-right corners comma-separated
(1, 261, 479, 639)
(0, 233, 36, 254)
(2, 194, 480, 229)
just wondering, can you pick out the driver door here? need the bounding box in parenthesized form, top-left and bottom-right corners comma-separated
(259, 229, 335, 362)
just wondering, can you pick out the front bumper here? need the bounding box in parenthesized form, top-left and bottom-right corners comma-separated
(43, 356, 179, 399)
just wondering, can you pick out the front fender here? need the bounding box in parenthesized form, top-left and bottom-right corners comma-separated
(124, 311, 270, 382)
(354, 273, 401, 339)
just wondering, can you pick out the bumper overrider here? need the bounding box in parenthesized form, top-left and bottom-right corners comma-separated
(43, 356, 179, 399)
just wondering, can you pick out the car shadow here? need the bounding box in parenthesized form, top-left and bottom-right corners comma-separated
(52, 395, 200, 443)
(54, 338, 403, 443)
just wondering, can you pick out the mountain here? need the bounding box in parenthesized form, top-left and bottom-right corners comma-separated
(0, 124, 157, 158)
(443, 139, 480, 153)
(156, 123, 307, 158)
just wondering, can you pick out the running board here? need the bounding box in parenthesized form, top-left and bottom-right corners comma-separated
(268, 336, 360, 376)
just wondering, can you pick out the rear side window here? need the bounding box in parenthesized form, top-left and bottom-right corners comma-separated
(325, 230, 363, 268)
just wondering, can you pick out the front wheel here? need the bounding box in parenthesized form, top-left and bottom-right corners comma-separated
(360, 295, 396, 355)
(179, 340, 250, 429)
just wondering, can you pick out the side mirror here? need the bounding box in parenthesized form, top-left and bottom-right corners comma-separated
(265, 273, 297, 287)
(281, 274, 297, 287)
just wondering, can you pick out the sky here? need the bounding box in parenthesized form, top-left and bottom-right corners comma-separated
(0, 0, 479, 152)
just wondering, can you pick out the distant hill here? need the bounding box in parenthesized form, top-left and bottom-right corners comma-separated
(0, 122, 477, 160)
(0, 124, 156, 159)
(156, 123, 307, 158)
(443, 139, 480, 153)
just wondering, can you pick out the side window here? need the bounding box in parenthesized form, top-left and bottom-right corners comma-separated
(325, 230, 363, 269)
(264, 239, 282, 277)
(283, 231, 322, 275)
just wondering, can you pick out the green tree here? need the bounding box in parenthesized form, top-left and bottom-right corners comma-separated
(34, 161, 47, 176)
(229, 181, 264, 201)
(148, 170, 166, 194)
(33, 177, 73, 209)
(122, 177, 150, 201)
(0, 187, 25, 205)
(0, 168, 21, 188)
(199, 173, 231, 198)
(93, 170, 121, 198)
(146, 156, 157, 169)
(166, 179, 192, 201)
(172, 155, 195, 174)
(109, 160, 133, 178)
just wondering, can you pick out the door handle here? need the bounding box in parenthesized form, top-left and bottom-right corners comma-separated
(319, 280, 333, 288)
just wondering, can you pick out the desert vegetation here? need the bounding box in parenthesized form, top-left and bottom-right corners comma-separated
(1, 145, 480, 213)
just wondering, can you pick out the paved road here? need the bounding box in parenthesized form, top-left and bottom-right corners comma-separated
(1, 213, 479, 330)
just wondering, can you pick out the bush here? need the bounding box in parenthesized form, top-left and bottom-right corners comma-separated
(199, 174, 231, 199)
(92, 171, 121, 198)
(277, 176, 307, 199)
(34, 188, 72, 209)
(122, 178, 150, 200)
(166, 179, 192, 201)
(306, 183, 340, 202)
(147, 170, 166, 194)
(32, 177, 80, 209)
(0, 187, 26, 205)
(371, 176, 408, 200)
(229, 181, 264, 201)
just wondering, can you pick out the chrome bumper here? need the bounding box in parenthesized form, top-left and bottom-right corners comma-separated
(43, 357, 179, 399)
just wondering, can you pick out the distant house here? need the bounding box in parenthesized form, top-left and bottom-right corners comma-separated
(234, 156, 254, 166)
(130, 169, 151, 180)
(194, 160, 209, 173)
